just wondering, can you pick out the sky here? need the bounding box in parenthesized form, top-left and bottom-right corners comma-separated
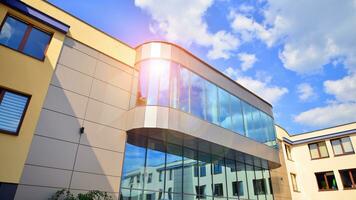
(48, 0, 356, 134)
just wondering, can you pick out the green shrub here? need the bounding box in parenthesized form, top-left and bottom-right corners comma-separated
(50, 189, 113, 200)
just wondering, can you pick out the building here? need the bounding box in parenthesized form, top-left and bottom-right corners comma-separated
(1, 0, 282, 200)
(276, 122, 356, 200)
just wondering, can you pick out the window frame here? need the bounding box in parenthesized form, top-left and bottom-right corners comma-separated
(290, 173, 299, 192)
(0, 14, 53, 61)
(0, 87, 31, 135)
(285, 144, 293, 161)
(315, 171, 338, 191)
(339, 169, 356, 189)
(330, 137, 355, 156)
(308, 141, 329, 160)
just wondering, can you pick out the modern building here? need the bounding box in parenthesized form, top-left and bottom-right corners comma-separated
(0, 1, 303, 200)
(276, 122, 356, 200)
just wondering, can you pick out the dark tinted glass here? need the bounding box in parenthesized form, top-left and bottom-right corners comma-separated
(0, 16, 27, 49)
(23, 27, 51, 59)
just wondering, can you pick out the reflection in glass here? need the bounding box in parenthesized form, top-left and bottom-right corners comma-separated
(205, 81, 218, 125)
(157, 60, 171, 106)
(230, 96, 245, 136)
(0, 16, 27, 49)
(23, 27, 51, 59)
(137, 63, 150, 106)
(121, 134, 274, 200)
(218, 88, 231, 129)
(199, 151, 213, 197)
(190, 73, 206, 119)
(179, 67, 190, 112)
(246, 164, 257, 200)
(170, 63, 180, 109)
(145, 139, 165, 192)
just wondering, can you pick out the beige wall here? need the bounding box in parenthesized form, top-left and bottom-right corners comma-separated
(15, 37, 136, 199)
(275, 123, 356, 200)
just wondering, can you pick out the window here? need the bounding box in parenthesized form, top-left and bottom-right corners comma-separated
(213, 163, 222, 174)
(331, 137, 354, 156)
(0, 88, 30, 135)
(232, 181, 244, 196)
(339, 169, 356, 189)
(195, 185, 206, 198)
(290, 173, 299, 192)
(168, 187, 172, 200)
(0, 15, 51, 60)
(213, 183, 224, 197)
(285, 144, 292, 160)
(136, 174, 140, 183)
(200, 164, 206, 177)
(159, 171, 163, 182)
(129, 177, 134, 184)
(253, 179, 266, 195)
(315, 171, 338, 191)
(147, 173, 152, 183)
(169, 169, 172, 180)
(308, 141, 329, 159)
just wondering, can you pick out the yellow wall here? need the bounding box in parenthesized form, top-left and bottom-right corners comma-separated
(22, 0, 136, 68)
(0, 5, 65, 183)
(276, 123, 356, 200)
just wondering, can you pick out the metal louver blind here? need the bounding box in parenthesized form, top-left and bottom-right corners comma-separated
(0, 91, 29, 133)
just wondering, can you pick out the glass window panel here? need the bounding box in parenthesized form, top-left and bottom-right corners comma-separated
(120, 188, 143, 200)
(339, 170, 353, 188)
(251, 108, 263, 143)
(230, 96, 245, 135)
(200, 151, 213, 196)
(309, 144, 319, 159)
(179, 67, 190, 112)
(263, 170, 273, 200)
(137, 62, 150, 106)
(254, 167, 266, 199)
(218, 88, 231, 129)
(318, 142, 329, 158)
(170, 63, 180, 108)
(157, 60, 171, 106)
(242, 102, 254, 139)
(341, 137, 354, 153)
(121, 143, 146, 190)
(331, 140, 343, 155)
(147, 60, 163, 105)
(0, 16, 28, 49)
(236, 162, 248, 199)
(246, 164, 257, 200)
(23, 27, 51, 59)
(0, 91, 29, 133)
(183, 148, 198, 195)
(212, 155, 226, 198)
(145, 139, 166, 192)
(205, 81, 218, 124)
(165, 143, 183, 194)
(225, 159, 237, 198)
(190, 73, 206, 119)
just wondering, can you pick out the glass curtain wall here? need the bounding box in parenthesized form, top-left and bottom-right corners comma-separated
(136, 59, 277, 147)
(120, 134, 274, 200)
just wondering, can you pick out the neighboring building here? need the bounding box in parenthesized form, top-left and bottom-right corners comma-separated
(0, 1, 281, 200)
(276, 122, 356, 200)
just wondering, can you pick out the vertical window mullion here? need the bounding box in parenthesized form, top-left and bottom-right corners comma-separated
(324, 174, 330, 190)
(340, 139, 346, 154)
(18, 25, 32, 51)
(349, 170, 355, 187)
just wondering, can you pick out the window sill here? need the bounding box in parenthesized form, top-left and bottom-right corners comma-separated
(318, 189, 338, 192)
(311, 156, 329, 160)
(334, 152, 355, 157)
(293, 190, 301, 193)
(0, 44, 46, 61)
(343, 187, 356, 190)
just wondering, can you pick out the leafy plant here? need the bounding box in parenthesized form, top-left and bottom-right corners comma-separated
(50, 189, 113, 200)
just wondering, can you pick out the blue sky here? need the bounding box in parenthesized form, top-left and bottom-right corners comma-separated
(49, 0, 356, 134)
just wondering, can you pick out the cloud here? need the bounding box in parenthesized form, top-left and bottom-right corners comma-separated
(297, 83, 316, 101)
(294, 74, 356, 127)
(224, 67, 288, 105)
(134, 0, 239, 59)
(324, 74, 356, 103)
(238, 53, 257, 71)
(294, 103, 356, 127)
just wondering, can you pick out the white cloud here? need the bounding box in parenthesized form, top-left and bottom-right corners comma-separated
(134, 0, 239, 59)
(297, 83, 316, 101)
(238, 53, 257, 71)
(324, 74, 356, 103)
(224, 67, 288, 105)
(236, 76, 288, 105)
(294, 103, 356, 127)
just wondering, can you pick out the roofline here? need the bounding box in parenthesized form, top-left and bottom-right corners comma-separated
(275, 124, 292, 136)
(43, 0, 134, 50)
(135, 40, 273, 108)
(290, 121, 356, 137)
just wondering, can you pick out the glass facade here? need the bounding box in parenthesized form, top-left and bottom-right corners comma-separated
(120, 133, 274, 200)
(136, 59, 277, 147)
